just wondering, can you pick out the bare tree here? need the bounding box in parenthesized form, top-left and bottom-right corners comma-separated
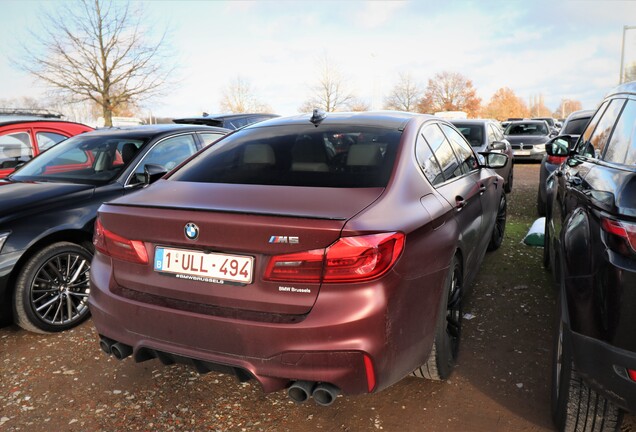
(299, 56, 353, 112)
(347, 97, 371, 112)
(383, 72, 422, 112)
(553, 99, 583, 119)
(19, 0, 173, 126)
(482, 87, 530, 121)
(219, 76, 272, 113)
(528, 94, 552, 117)
(417, 71, 481, 117)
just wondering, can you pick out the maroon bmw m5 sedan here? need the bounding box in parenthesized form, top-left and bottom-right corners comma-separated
(89, 110, 508, 405)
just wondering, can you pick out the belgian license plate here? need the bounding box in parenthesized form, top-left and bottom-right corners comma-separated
(154, 247, 253, 284)
(515, 150, 530, 156)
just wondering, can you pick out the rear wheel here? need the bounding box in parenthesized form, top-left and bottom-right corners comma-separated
(551, 295, 622, 431)
(504, 164, 514, 193)
(543, 216, 551, 269)
(13, 242, 92, 333)
(487, 193, 507, 251)
(412, 255, 462, 380)
(537, 185, 546, 216)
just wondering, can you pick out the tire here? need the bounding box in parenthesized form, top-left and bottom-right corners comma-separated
(537, 185, 546, 217)
(551, 295, 622, 432)
(487, 193, 507, 251)
(412, 255, 462, 381)
(504, 164, 514, 193)
(13, 242, 92, 333)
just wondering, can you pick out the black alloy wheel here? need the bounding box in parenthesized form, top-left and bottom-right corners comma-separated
(14, 242, 92, 333)
(488, 193, 507, 251)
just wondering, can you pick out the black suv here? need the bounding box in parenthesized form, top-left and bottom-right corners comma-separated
(544, 82, 636, 431)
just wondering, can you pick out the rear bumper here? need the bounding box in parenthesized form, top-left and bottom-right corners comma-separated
(512, 147, 545, 161)
(569, 327, 636, 413)
(89, 253, 446, 395)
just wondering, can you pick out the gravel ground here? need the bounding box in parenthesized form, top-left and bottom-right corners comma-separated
(1, 163, 635, 431)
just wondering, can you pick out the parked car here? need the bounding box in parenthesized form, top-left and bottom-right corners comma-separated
(0, 109, 93, 178)
(451, 119, 514, 193)
(173, 113, 279, 130)
(533, 117, 560, 133)
(89, 111, 508, 405)
(0, 124, 230, 332)
(544, 81, 636, 431)
(504, 120, 554, 161)
(536, 109, 594, 216)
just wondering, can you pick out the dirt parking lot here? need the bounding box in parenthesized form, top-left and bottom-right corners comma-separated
(1, 164, 634, 431)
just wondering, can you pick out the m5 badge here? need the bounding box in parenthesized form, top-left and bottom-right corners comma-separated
(269, 236, 299, 244)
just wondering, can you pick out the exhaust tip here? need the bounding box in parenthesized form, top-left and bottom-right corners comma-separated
(287, 381, 315, 404)
(99, 336, 116, 355)
(312, 383, 340, 406)
(111, 342, 133, 360)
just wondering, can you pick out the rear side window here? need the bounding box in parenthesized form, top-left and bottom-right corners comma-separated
(576, 99, 625, 159)
(441, 124, 478, 174)
(604, 99, 636, 165)
(199, 132, 226, 147)
(171, 125, 401, 188)
(415, 131, 444, 185)
(0, 132, 33, 167)
(36, 132, 68, 151)
(453, 124, 483, 146)
(422, 124, 462, 181)
(562, 117, 591, 136)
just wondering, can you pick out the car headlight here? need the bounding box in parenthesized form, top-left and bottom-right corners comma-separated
(0, 232, 9, 253)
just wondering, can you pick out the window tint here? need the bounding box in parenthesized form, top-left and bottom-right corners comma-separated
(170, 125, 401, 188)
(199, 132, 226, 147)
(577, 99, 625, 158)
(415, 131, 444, 185)
(562, 117, 591, 136)
(604, 99, 636, 165)
(131, 134, 197, 184)
(422, 124, 462, 181)
(452, 123, 483, 147)
(0, 132, 33, 168)
(504, 122, 548, 135)
(579, 101, 609, 150)
(36, 132, 67, 151)
(441, 124, 478, 174)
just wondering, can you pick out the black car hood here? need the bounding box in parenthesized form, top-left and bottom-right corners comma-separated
(0, 179, 95, 222)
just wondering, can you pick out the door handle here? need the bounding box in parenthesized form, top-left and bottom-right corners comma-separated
(455, 196, 466, 211)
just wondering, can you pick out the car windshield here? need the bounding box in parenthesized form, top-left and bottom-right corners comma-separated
(505, 123, 548, 136)
(452, 124, 484, 147)
(10, 134, 146, 185)
(170, 124, 401, 188)
(562, 117, 591, 136)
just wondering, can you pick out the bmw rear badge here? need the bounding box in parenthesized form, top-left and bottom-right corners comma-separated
(185, 223, 199, 240)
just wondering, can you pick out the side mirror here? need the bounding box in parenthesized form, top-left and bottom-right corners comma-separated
(545, 135, 573, 157)
(480, 152, 508, 169)
(490, 141, 507, 151)
(143, 163, 168, 185)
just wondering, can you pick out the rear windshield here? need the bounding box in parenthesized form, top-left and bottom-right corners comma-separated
(505, 122, 548, 136)
(562, 117, 591, 136)
(451, 124, 484, 146)
(170, 125, 401, 188)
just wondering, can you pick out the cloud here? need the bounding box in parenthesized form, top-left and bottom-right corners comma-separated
(354, 1, 408, 29)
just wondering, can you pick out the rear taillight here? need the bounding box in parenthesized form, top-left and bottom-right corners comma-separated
(94, 218, 149, 264)
(546, 155, 567, 165)
(601, 217, 636, 254)
(264, 232, 405, 283)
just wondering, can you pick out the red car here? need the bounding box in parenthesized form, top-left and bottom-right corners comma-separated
(89, 111, 508, 405)
(0, 110, 93, 178)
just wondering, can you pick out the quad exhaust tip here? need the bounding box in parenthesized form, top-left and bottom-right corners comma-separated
(287, 381, 340, 406)
(99, 336, 133, 360)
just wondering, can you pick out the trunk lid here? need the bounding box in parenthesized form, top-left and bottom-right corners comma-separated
(99, 181, 384, 316)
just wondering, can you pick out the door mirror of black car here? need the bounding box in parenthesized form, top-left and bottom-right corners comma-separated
(143, 163, 168, 185)
(490, 141, 507, 151)
(480, 152, 508, 168)
(545, 135, 572, 157)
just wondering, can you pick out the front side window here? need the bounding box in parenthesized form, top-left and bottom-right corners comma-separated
(130, 134, 197, 184)
(0, 131, 33, 168)
(36, 132, 68, 151)
(604, 99, 636, 165)
(170, 125, 401, 188)
(577, 99, 625, 159)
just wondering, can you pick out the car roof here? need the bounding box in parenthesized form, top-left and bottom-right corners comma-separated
(0, 117, 89, 127)
(448, 119, 490, 125)
(565, 109, 595, 121)
(245, 111, 427, 130)
(83, 124, 231, 140)
(507, 120, 546, 125)
(605, 81, 636, 98)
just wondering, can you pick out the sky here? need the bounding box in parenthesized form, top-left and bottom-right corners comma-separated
(1, 0, 636, 120)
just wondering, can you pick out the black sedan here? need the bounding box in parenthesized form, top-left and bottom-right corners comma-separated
(0, 124, 229, 333)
